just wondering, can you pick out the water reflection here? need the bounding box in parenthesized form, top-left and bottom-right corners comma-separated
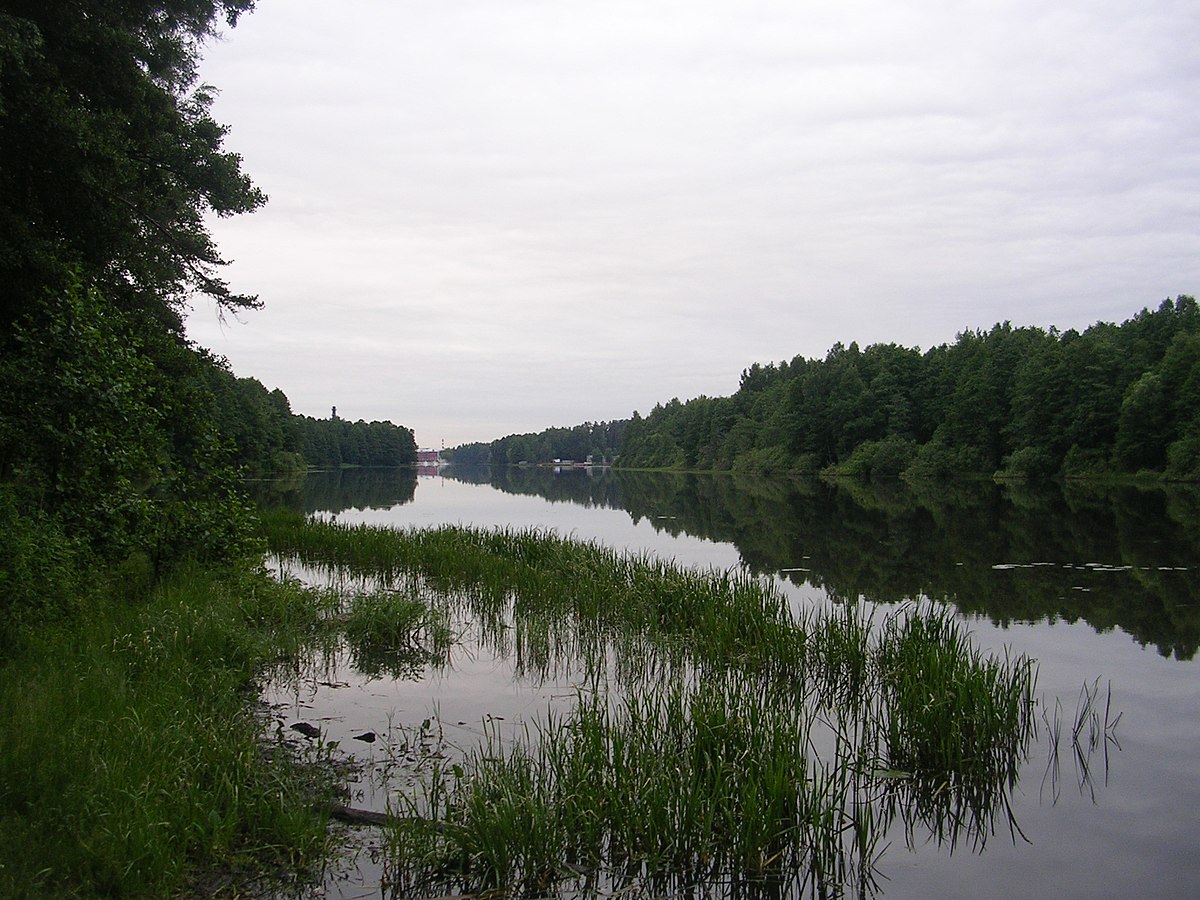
(250, 467, 418, 515)
(433, 467, 1200, 660)
(266, 468, 1199, 899)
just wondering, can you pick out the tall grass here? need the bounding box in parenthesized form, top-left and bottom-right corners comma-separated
(389, 673, 874, 898)
(264, 514, 808, 680)
(343, 587, 453, 678)
(0, 565, 338, 896)
(264, 516, 1042, 898)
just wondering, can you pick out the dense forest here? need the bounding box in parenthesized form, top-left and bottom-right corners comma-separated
(447, 419, 628, 467)
(617, 299, 1200, 480)
(0, 1, 414, 623)
(201, 364, 416, 474)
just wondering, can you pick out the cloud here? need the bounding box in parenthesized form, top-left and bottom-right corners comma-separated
(188, 0, 1200, 446)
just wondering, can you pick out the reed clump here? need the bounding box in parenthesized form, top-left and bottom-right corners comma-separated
(389, 674, 875, 898)
(266, 518, 1041, 898)
(876, 606, 1036, 780)
(343, 588, 453, 677)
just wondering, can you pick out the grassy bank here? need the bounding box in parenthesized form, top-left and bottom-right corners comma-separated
(0, 512, 1043, 896)
(0, 563, 339, 896)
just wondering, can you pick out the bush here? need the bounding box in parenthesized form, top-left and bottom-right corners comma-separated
(731, 446, 795, 475)
(998, 446, 1058, 480)
(0, 487, 85, 653)
(903, 440, 988, 481)
(869, 436, 918, 478)
(1166, 429, 1200, 481)
(1060, 445, 1113, 479)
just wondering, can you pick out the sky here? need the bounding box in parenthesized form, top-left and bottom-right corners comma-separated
(185, 0, 1200, 448)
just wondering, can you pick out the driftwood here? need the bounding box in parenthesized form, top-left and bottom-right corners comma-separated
(326, 804, 448, 833)
(328, 804, 390, 826)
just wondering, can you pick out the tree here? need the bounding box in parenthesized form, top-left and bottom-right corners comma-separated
(0, 2, 264, 580)
(0, 0, 263, 331)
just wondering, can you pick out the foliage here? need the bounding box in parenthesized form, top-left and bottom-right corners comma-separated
(0, 0, 263, 327)
(0, 1, 273, 599)
(0, 278, 259, 574)
(446, 419, 628, 467)
(0, 485, 84, 653)
(825, 436, 920, 480)
(295, 412, 417, 468)
(616, 298, 1200, 480)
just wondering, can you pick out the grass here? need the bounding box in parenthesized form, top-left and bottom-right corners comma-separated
(389, 674, 847, 897)
(0, 564, 341, 897)
(263, 514, 1042, 898)
(343, 587, 453, 678)
(0, 508, 1049, 897)
(262, 511, 808, 680)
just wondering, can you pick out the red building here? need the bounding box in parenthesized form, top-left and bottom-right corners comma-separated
(416, 448, 442, 466)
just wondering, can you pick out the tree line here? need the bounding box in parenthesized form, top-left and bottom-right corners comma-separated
(202, 367, 418, 474)
(446, 420, 628, 467)
(617, 298, 1200, 480)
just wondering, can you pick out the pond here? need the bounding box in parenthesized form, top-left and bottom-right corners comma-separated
(256, 467, 1200, 898)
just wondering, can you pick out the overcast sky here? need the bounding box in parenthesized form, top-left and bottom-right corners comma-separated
(185, 0, 1200, 448)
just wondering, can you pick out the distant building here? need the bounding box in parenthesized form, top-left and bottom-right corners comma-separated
(416, 448, 442, 467)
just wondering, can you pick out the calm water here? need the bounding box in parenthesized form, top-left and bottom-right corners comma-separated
(259, 468, 1200, 899)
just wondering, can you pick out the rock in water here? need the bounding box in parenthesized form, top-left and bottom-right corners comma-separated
(290, 721, 321, 738)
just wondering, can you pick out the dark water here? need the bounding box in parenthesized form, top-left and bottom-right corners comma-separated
(264, 467, 1200, 898)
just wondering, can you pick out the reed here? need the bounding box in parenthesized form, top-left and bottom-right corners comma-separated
(342, 588, 453, 678)
(389, 673, 890, 897)
(875, 605, 1036, 781)
(265, 517, 1041, 897)
(266, 519, 812, 680)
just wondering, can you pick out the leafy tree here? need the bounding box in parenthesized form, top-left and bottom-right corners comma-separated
(0, 278, 255, 574)
(0, 0, 263, 329)
(293, 415, 416, 468)
(0, 2, 267, 601)
(611, 299, 1200, 481)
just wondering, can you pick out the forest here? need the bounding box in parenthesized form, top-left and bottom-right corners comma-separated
(0, 0, 416, 613)
(447, 419, 628, 467)
(616, 299, 1200, 480)
(203, 364, 417, 474)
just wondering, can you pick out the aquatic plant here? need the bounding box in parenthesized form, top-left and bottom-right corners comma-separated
(388, 673, 882, 898)
(343, 588, 453, 678)
(264, 517, 1042, 897)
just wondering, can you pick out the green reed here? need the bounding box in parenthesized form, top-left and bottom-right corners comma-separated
(389, 672, 877, 898)
(343, 588, 453, 678)
(266, 516, 808, 679)
(875, 606, 1036, 780)
(265, 517, 1041, 897)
